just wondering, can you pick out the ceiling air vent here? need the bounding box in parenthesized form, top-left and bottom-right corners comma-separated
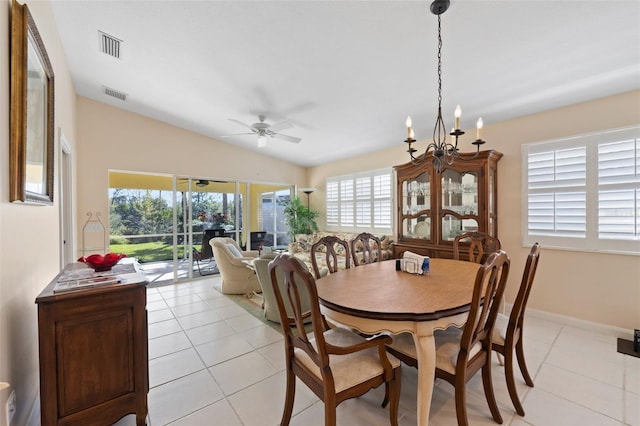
(99, 31, 122, 59)
(103, 86, 127, 101)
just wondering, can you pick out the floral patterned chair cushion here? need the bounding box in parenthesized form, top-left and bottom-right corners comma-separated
(288, 232, 393, 277)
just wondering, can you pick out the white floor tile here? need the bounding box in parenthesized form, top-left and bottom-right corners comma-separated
(215, 303, 252, 320)
(176, 310, 223, 330)
(185, 321, 237, 346)
(148, 318, 183, 339)
(225, 313, 266, 333)
(228, 372, 317, 426)
(147, 299, 170, 312)
(626, 390, 640, 426)
(140, 280, 630, 426)
(520, 387, 623, 425)
(148, 308, 176, 324)
(148, 369, 224, 425)
(256, 340, 287, 371)
(163, 293, 206, 307)
(170, 300, 215, 317)
(237, 324, 283, 349)
(626, 354, 640, 394)
(149, 347, 206, 388)
(149, 331, 192, 360)
(169, 399, 242, 426)
(209, 351, 278, 396)
(545, 342, 624, 387)
(195, 334, 254, 366)
(536, 363, 625, 421)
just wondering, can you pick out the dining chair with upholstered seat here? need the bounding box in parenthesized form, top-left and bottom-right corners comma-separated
(351, 232, 382, 266)
(453, 231, 502, 264)
(492, 243, 540, 416)
(386, 250, 511, 426)
(310, 235, 350, 277)
(269, 254, 402, 426)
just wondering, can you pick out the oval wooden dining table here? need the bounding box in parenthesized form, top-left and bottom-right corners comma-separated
(316, 258, 481, 426)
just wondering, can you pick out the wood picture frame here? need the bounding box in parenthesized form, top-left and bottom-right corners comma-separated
(10, 0, 55, 204)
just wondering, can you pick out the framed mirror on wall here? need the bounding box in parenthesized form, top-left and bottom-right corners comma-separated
(10, 0, 55, 204)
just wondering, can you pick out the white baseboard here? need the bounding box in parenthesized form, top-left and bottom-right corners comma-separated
(506, 303, 635, 340)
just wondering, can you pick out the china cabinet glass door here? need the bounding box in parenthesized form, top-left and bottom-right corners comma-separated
(440, 169, 479, 241)
(401, 172, 431, 240)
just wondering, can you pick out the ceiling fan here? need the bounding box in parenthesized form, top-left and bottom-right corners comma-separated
(221, 115, 301, 147)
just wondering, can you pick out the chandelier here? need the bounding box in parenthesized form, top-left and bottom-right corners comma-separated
(404, 0, 486, 173)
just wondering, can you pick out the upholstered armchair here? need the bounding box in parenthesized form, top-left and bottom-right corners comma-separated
(210, 237, 261, 295)
(253, 253, 312, 324)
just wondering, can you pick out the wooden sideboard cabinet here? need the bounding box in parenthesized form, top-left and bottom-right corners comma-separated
(35, 265, 149, 426)
(393, 150, 502, 259)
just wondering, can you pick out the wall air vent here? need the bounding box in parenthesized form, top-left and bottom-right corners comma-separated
(103, 86, 127, 101)
(99, 31, 122, 59)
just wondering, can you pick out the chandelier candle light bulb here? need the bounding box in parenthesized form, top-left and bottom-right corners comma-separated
(476, 117, 483, 140)
(406, 116, 413, 139)
(454, 105, 461, 130)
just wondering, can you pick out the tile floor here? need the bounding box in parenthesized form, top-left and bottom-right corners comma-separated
(115, 275, 639, 426)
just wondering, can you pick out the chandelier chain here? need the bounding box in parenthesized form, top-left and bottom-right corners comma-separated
(403, 0, 485, 172)
(437, 14, 442, 107)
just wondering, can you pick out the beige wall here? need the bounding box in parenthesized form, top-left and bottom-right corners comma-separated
(76, 97, 307, 254)
(0, 0, 77, 424)
(308, 90, 640, 331)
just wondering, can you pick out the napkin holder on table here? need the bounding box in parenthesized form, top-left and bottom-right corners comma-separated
(400, 251, 429, 275)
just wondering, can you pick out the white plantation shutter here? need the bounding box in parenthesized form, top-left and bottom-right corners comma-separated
(523, 126, 640, 254)
(373, 173, 392, 228)
(527, 147, 586, 238)
(340, 179, 354, 227)
(598, 138, 640, 240)
(326, 180, 339, 227)
(326, 168, 393, 233)
(355, 176, 371, 227)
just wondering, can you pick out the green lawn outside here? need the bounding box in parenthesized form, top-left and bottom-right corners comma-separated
(110, 241, 186, 263)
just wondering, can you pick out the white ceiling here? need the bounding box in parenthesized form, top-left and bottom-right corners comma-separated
(50, 0, 640, 167)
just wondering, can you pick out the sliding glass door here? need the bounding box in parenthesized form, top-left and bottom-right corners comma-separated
(108, 171, 292, 284)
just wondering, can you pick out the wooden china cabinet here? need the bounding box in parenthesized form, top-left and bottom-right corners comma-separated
(393, 150, 502, 259)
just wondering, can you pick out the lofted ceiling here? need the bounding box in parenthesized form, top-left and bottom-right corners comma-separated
(50, 0, 640, 167)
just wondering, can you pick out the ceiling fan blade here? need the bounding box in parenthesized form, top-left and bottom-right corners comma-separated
(268, 120, 294, 132)
(228, 118, 256, 131)
(273, 133, 302, 144)
(219, 132, 255, 138)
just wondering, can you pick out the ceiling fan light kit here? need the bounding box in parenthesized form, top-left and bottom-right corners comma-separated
(222, 115, 301, 148)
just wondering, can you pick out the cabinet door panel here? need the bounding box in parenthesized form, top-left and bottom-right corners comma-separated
(56, 309, 134, 416)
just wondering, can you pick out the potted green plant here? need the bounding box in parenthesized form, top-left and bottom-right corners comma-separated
(283, 195, 319, 241)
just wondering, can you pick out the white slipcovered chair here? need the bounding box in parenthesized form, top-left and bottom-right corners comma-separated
(210, 237, 261, 294)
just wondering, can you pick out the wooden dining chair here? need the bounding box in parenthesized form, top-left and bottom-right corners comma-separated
(492, 243, 540, 416)
(453, 231, 502, 263)
(351, 232, 382, 266)
(386, 250, 511, 426)
(269, 254, 402, 426)
(310, 235, 350, 277)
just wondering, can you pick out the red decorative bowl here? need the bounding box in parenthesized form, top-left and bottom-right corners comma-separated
(78, 253, 126, 272)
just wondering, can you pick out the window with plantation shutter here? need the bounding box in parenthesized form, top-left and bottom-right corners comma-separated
(326, 168, 393, 234)
(326, 180, 339, 228)
(522, 126, 640, 254)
